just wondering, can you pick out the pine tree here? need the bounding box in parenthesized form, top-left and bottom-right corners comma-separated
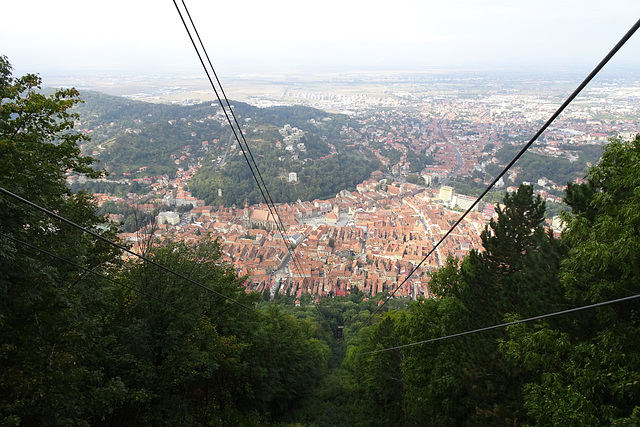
(352, 185, 565, 426)
(501, 135, 640, 424)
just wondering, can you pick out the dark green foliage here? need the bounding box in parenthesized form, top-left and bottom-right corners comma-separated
(405, 148, 433, 173)
(73, 90, 373, 204)
(0, 58, 331, 426)
(0, 55, 125, 426)
(262, 293, 408, 426)
(561, 135, 640, 303)
(251, 305, 330, 420)
(563, 180, 597, 220)
(404, 173, 422, 185)
(345, 313, 408, 426)
(73, 90, 185, 125)
(412, 186, 564, 425)
(190, 147, 379, 206)
(488, 143, 601, 188)
(97, 200, 157, 233)
(499, 135, 640, 425)
(347, 185, 566, 426)
(73, 92, 351, 181)
(70, 179, 149, 197)
(106, 240, 260, 424)
(479, 186, 546, 276)
(74, 92, 226, 176)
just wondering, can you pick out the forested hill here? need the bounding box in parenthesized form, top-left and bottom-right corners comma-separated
(76, 90, 344, 130)
(73, 91, 379, 205)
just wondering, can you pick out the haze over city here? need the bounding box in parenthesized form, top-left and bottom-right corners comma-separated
(3, 0, 640, 81)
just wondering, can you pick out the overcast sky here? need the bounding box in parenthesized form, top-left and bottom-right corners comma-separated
(2, 0, 640, 78)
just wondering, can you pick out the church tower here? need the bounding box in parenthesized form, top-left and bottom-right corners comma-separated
(243, 199, 250, 228)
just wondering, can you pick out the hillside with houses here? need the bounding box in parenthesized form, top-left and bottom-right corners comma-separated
(69, 86, 640, 303)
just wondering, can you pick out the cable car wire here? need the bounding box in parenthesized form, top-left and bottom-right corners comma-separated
(178, 0, 306, 282)
(180, 0, 298, 263)
(360, 293, 640, 355)
(172, 0, 306, 282)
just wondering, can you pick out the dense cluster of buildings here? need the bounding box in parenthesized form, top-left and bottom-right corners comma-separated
(91, 167, 494, 302)
(82, 78, 640, 303)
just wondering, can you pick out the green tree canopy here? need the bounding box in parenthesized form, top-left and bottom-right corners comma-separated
(346, 185, 566, 426)
(500, 135, 640, 425)
(0, 55, 124, 426)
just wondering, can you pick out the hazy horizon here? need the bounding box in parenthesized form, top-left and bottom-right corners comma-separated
(3, 1, 640, 85)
